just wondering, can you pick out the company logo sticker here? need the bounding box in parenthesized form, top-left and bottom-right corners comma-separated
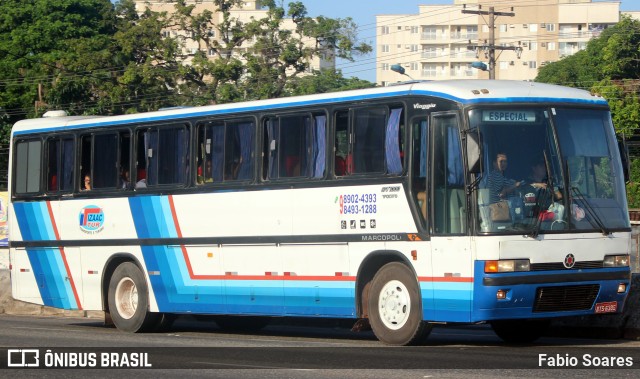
(563, 253, 576, 269)
(79, 205, 105, 234)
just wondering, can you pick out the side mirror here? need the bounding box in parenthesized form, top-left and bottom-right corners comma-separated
(465, 129, 482, 175)
(617, 135, 630, 183)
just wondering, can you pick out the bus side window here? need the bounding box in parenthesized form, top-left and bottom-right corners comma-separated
(46, 138, 60, 192)
(352, 107, 386, 174)
(334, 110, 349, 176)
(45, 138, 72, 193)
(79, 133, 120, 190)
(197, 122, 224, 184)
(431, 114, 465, 235)
(412, 120, 428, 224)
(225, 121, 254, 181)
(280, 115, 309, 178)
(14, 139, 42, 195)
(263, 113, 324, 180)
(79, 135, 91, 191)
(385, 107, 404, 175)
(119, 131, 131, 190)
(135, 125, 189, 187)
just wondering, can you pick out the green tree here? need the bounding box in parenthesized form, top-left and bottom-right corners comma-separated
(164, 0, 371, 103)
(109, 0, 183, 113)
(0, 0, 118, 119)
(0, 111, 10, 189)
(535, 16, 640, 135)
(536, 16, 640, 207)
(286, 68, 374, 96)
(169, 0, 248, 104)
(591, 79, 640, 137)
(241, 1, 371, 100)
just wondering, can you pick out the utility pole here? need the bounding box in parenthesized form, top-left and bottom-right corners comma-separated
(463, 5, 522, 79)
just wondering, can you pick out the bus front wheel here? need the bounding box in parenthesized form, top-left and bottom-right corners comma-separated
(107, 262, 158, 332)
(367, 262, 431, 345)
(490, 319, 550, 344)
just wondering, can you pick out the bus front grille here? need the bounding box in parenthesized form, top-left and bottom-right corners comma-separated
(533, 284, 600, 312)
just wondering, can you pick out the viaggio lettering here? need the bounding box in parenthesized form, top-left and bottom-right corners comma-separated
(413, 103, 436, 110)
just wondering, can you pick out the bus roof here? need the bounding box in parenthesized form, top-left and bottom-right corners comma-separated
(11, 80, 606, 136)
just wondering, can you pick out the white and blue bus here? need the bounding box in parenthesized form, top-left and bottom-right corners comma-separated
(8, 80, 631, 345)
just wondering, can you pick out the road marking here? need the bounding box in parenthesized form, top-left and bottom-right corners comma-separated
(12, 326, 81, 332)
(192, 361, 316, 370)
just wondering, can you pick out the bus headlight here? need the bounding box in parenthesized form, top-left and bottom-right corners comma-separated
(603, 255, 629, 267)
(485, 259, 530, 273)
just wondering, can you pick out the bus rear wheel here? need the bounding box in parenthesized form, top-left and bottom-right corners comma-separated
(490, 319, 550, 344)
(107, 262, 159, 332)
(367, 262, 431, 345)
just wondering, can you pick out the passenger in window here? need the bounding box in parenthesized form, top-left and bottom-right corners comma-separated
(417, 191, 427, 220)
(285, 156, 301, 177)
(198, 160, 213, 184)
(521, 159, 562, 216)
(225, 156, 242, 180)
(335, 155, 346, 176)
(334, 138, 347, 176)
(488, 153, 522, 203)
(135, 168, 147, 189)
(120, 167, 130, 189)
(49, 174, 57, 191)
(81, 172, 91, 191)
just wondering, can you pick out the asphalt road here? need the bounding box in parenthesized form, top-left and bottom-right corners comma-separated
(0, 314, 639, 378)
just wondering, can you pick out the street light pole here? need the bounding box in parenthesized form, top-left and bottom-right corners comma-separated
(463, 5, 521, 79)
(390, 64, 415, 81)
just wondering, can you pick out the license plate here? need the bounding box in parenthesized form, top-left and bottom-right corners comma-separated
(594, 301, 617, 314)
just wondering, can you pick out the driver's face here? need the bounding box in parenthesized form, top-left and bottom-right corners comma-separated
(496, 154, 508, 171)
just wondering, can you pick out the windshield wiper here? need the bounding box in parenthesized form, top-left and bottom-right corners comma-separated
(571, 186, 610, 236)
(525, 151, 554, 239)
(525, 188, 552, 238)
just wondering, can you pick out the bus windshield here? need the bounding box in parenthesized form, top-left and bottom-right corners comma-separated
(470, 107, 629, 234)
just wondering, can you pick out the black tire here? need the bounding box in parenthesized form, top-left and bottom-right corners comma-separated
(107, 262, 159, 332)
(213, 316, 270, 332)
(490, 319, 550, 344)
(367, 262, 431, 345)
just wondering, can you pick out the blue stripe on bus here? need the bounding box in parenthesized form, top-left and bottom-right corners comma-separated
(129, 195, 355, 316)
(12, 89, 607, 136)
(421, 281, 473, 322)
(13, 203, 78, 309)
(283, 282, 354, 316)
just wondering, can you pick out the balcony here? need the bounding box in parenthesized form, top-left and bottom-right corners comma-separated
(421, 33, 437, 41)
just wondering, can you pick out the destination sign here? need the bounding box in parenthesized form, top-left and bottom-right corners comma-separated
(483, 111, 536, 122)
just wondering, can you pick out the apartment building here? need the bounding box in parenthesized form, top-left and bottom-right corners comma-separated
(133, 1, 334, 72)
(377, 0, 628, 85)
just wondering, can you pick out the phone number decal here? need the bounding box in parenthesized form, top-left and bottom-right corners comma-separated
(339, 193, 378, 214)
(343, 204, 377, 215)
(342, 193, 376, 204)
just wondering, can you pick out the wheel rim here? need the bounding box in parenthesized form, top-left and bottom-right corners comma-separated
(378, 279, 411, 330)
(115, 277, 138, 320)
